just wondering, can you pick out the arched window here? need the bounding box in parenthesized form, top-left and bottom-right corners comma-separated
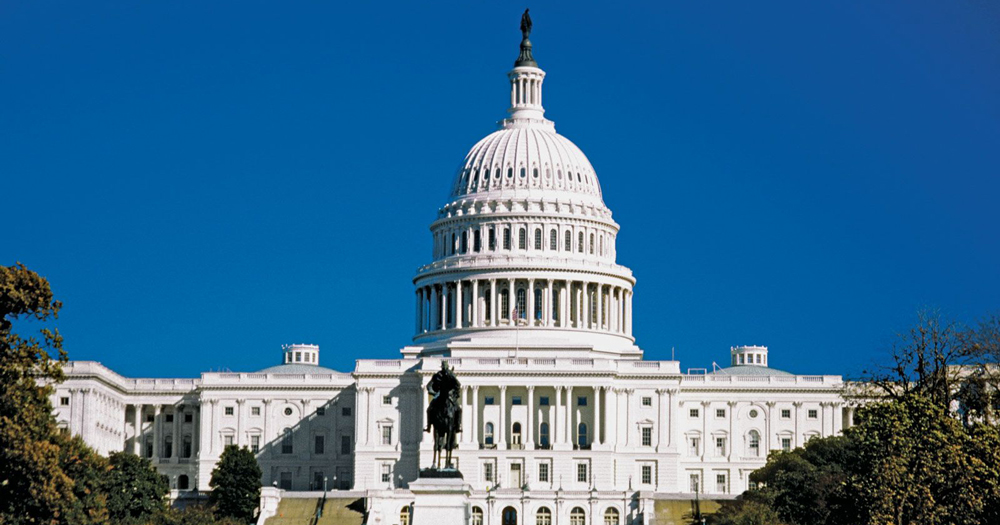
(748, 430, 760, 457)
(451, 233, 456, 255)
(520, 167, 526, 178)
(503, 507, 518, 525)
(460, 231, 468, 254)
(504, 228, 512, 250)
(534, 289, 543, 320)
(512, 422, 522, 445)
(536, 507, 552, 525)
(472, 507, 484, 525)
(485, 423, 495, 446)
(484, 294, 492, 322)
(534, 228, 542, 250)
(533, 168, 539, 179)
(400, 507, 410, 525)
(519, 228, 527, 250)
(599, 236, 603, 256)
(500, 290, 510, 320)
(516, 289, 527, 319)
(578, 232, 584, 252)
(604, 508, 619, 525)
(474, 230, 481, 252)
(182, 435, 192, 458)
(578, 423, 588, 447)
(550, 229, 557, 250)
(539, 422, 550, 447)
(589, 233, 595, 254)
(564, 230, 571, 251)
(507, 167, 513, 179)
(570, 507, 586, 525)
(178, 474, 189, 490)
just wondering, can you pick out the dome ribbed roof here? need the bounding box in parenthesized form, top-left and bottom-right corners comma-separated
(451, 126, 602, 200)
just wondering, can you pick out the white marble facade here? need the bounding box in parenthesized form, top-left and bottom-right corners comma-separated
(48, 28, 853, 525)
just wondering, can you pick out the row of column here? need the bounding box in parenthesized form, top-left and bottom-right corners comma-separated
(415, 279, 633, 336)
(131, 403, 199, 462)
(511, 73, 541, 108)
(434, 223, 615, 261)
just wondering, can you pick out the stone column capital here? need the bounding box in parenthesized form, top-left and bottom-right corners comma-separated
(793, 401, 803, 408)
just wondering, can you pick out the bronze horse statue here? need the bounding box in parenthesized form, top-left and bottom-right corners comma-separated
(425, 362, 462, 470)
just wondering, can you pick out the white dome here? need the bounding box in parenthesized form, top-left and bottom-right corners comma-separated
(451, 125, 603, 201)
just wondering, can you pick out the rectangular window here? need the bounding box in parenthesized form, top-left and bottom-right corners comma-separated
(282, 433, 293, 454)
(315, 435, 325, 454)
(717, 474, 727, 493)
(484, 463, 494, 483)
(690, 473, 701, 493)
(474, 230, 481, 252)
(577, 463, 588, 483)
(60, 397, 70, 406)
(382, 395, 392, 405)
(781, 437, 791, 452)
(808, 409, 818, 419)
(781, 409, 791, 419)
(689, 408, 700, 418)
(342, 407, 352, 416)
(577, 396, 587, 407)
(146, 414, 154, 422)
(512, 396, 522, 405)
(716, 409, 726, 418)
(641, 465, 652, 485)
(689, 437, 700, 456)
(381, 464, 391, 483)
(224, 406, 234, 416)
(184, 413, 193, 423)
(503, 229, 511, 250)
(251, 406, 261, 416)
(716, 437, 726, 456)
(485, 397, 495, 405)
(538, 463, 549, 482)
(539, 396, 549, 406)
(642, 397, 652, 406)
(165, 414, 174, 423)
(341, 435, 351, 454)
(251, 435, 260, 453)
(641, 427, 652, 447)
(224, 435, 234, 446)
(489, 227, 496, 250)
(316, 407, 325, 416)
(280, 472, 292, 490)
(382, 426, 392, 445)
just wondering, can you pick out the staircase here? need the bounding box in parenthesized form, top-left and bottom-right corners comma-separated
(263, 497, 364, 525)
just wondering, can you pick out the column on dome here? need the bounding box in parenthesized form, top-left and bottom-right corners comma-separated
(627, 290, 634, 336)
(561, 282, 569, 328)
(582, 283, 590, 330)
(456, 279, 463, 328)
(542, 279, 556, 327)
(415, 289, 422, 334)
(598, 284, 605, 330)
(527, 278, 535, 324)
(429, 285, 439, 331)
(507, 278, 515, 322)
(498, 386, 507, 448)
(471, 279, 479, 328)
(490, 279, 498, 326)
(440, 284, 448, 330)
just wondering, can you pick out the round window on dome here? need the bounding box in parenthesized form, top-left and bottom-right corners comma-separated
(284, 407, 293, 416)
(507, 168, 513, 178)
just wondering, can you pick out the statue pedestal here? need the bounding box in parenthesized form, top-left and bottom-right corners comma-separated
(410, 473, 470, 525)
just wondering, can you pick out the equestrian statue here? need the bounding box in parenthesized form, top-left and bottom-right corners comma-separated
(424, 362, 463, 470)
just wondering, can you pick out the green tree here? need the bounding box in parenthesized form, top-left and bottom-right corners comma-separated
(709, 496, 784, 525)
(0, 262, 107, 524)
(104, 452, 170, 522)
(209, 445, 262, 523)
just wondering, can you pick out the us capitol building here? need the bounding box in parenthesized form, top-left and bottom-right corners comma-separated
(50, 16, 852, 525)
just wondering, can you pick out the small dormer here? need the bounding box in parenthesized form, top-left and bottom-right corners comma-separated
(731, 345, 768, 367)
(282, 344, 320, 366)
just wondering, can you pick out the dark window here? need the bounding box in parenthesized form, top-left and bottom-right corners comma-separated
(474, 231, 481, 252)
(503, 229, 511, 250)
(565, 230, 571, 251)
(534, 229, 542, 250)
(165, 414, 174, 423)
(341, 435, 351, 454)
(512, 396, 522, 406)
(342, 407, 352, 416)
(60, 397, 69, 406)
(314, 435, 325, 454)
(489, 227, 496, 250)
(282, 431, 293, 454)
(539, 396, 549, 406)
(224, 407, 234, 416)
(518, 229, 526, 250)
(178, 475, 189, 490)
(485, 397, 495, 405)
(577, 396, 587, 407)
(317, 407, 325, 416)
(184, 413, 194, 423)
(550, 230, 557, 250)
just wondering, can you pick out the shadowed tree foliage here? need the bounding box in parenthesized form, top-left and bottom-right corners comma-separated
(0, 262, 109, 524)
(708, 492, 785, 525)
(104, 452, 170, 522)
(209, 445, 262, 524)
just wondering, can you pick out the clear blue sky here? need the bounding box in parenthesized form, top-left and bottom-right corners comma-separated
(3, 1, 998, 378)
